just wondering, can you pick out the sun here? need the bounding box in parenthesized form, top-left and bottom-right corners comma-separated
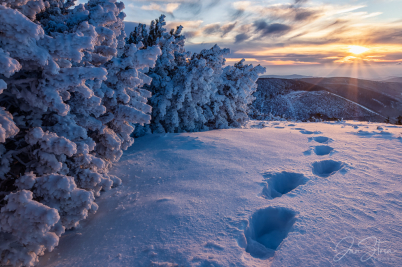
(348, 45, 369, 55)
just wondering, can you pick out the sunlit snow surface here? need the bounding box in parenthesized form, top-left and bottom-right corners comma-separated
(40, 121, 402, 267)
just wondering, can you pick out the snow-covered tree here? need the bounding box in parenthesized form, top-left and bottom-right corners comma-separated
(128, 15, 195, 134)
(128, 17, 265, 134)
(206, 59, 266, 129)
(0, 1, 160, 266)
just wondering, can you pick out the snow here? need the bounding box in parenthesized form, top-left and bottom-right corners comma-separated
(0, 190, 60, 267)
(252, 79, 386, 122)
(328, 93, 383, 116)
(38, 120, 402, 266)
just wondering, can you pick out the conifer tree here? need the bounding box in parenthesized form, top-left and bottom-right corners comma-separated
(128, 16, 265, 134)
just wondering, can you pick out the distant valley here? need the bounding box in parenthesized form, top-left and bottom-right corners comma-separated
(252, 77, 402, 122)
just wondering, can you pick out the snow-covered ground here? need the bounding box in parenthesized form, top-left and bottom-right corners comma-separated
(39, 121, 402, 267)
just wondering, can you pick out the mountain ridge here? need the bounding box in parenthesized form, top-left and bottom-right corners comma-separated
(252, 77, 402, 122)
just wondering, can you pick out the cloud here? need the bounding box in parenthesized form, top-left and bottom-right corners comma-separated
(231, 42, 402, 66)
(201, 22, 237, 37)
(166, 20, 204, 30)
(231, 9, 245, 20)
(221, 22, 237, 37)
(203, 24, 221, 35)
(254, 21, 292, 36)
(177, 0, 202, 17)
(232, 1, 252, 10)
(235, 33, 250, 43)
(294, 0, 308, 4)
(165, 20, 203, 38)
(126, 0, 402, 68)
(257, 2, 323, 24)
(141, 3, 181, 14)
(184, 31, 201, 39)
(295, 10, 317, 21)
(166, 3, 180, 12)
(368, 27, 402, 44)
(206, 0, 221, 8)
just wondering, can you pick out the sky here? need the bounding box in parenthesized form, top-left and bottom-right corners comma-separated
(120, 0, 402, 78)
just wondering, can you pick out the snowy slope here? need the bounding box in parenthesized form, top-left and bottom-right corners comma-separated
(253, 78, 402, 122)
(253, 90, 383, 122)
(39, 121, 402, 267)
(252, 79, 384, 121)
(299, 78, 402, 115)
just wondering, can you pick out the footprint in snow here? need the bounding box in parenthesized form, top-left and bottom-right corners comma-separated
(261, 172, 308, 199)
(303, 145, 334, 156)
(312, 160, 345, 178)
(300, 130, 322, 135)
(313, 145, 334, 156)
(310, 136, 332, 144)
(244, 207, 297, 259)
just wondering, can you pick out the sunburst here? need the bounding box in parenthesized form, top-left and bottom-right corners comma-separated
(348, 45, 369, 55)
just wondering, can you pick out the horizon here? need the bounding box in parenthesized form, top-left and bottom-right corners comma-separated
(105, 0, 402, 79)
